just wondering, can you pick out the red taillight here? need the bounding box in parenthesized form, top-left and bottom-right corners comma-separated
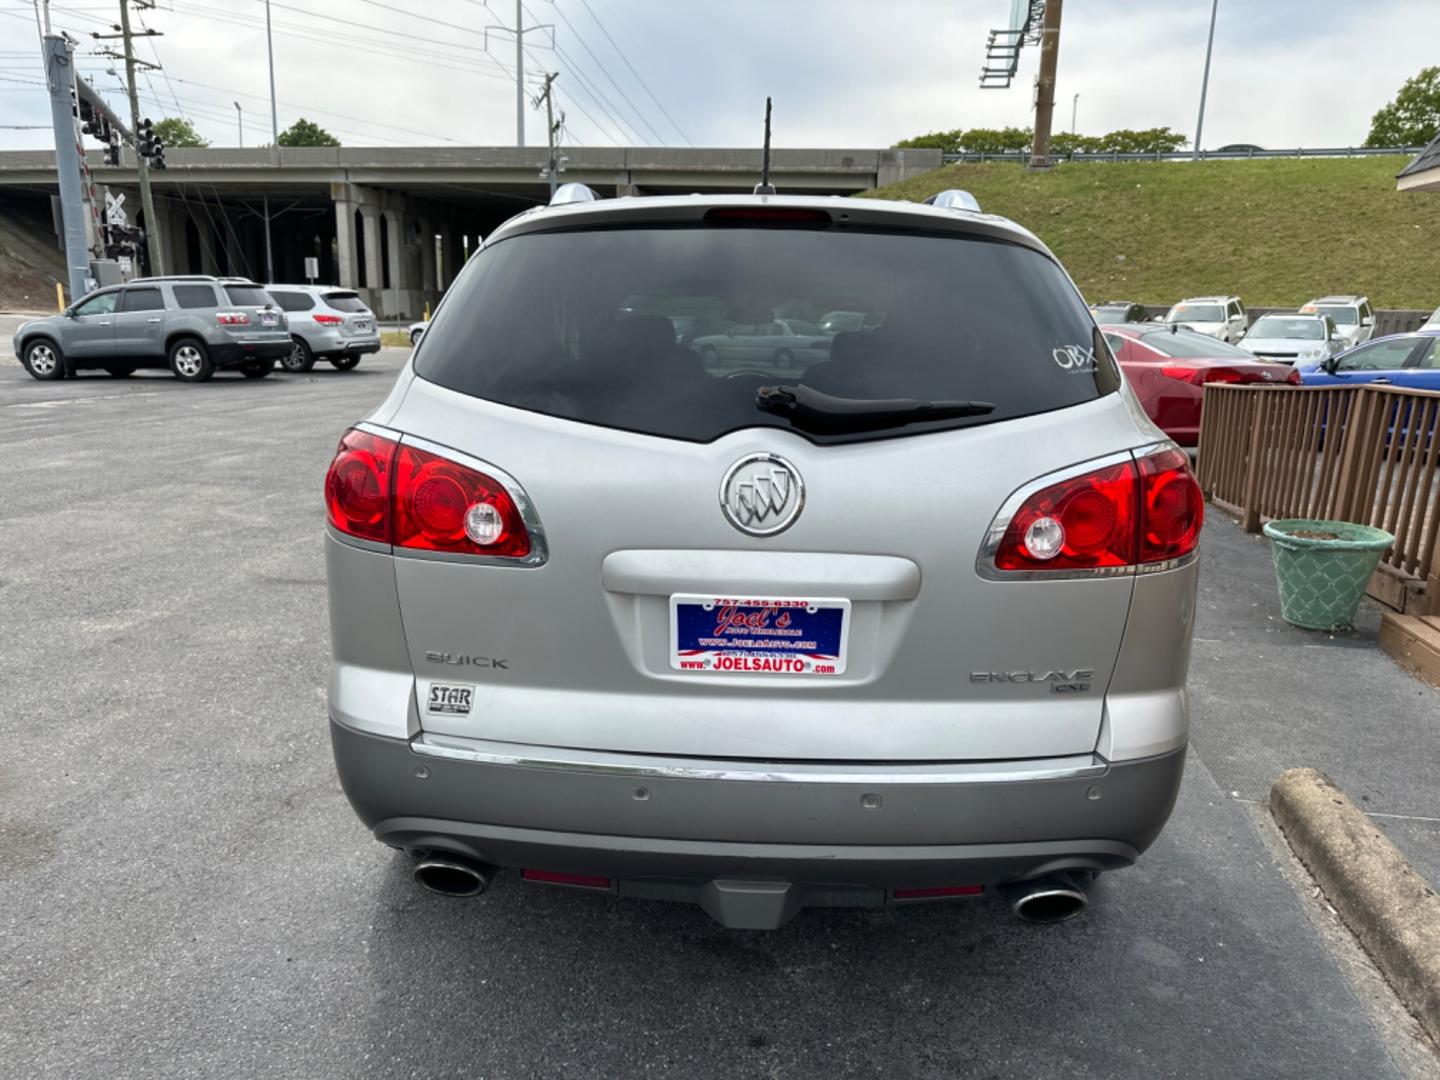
(325, 429, 395, 543)
(1138, 447, 1204, 562)
(313, 313, 344, 326)
(392, 444, 531, 558)
(1285, 368, 1302, 385)
(993, 461, 1138, 572)
(894, 885, 984, 899)
(216, 311, 250, 326)
(991, 449, 1202, 573)
(521, 869, 611, 889)
(1159, 365, 1248, 385)
(324, 428, 533, 559)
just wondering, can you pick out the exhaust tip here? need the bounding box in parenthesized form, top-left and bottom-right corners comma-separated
(1007, 872, 1090, 924)
(413, 855, 495, 898)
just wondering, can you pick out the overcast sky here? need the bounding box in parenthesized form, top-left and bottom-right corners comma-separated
(1, 0, 1436, 153)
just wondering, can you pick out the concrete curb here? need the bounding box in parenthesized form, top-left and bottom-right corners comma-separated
(1270, 768, 1440, 1045)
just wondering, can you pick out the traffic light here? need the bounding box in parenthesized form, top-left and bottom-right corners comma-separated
(78, 97, 97, 135)
(134, 118, 165, 168)
(104, 137, 120, 166)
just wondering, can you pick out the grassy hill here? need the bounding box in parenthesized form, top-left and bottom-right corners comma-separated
(860, 156, 1440, 311)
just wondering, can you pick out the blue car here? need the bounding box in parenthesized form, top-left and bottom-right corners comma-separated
(1296, 329, 1440, 388)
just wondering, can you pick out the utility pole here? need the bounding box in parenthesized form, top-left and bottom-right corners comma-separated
(95, 0, 165, 274)
(1028, 0, 1063, 169)
(262, 0, 277, 282)
(1193, 0, 1219, 160)
(486, 5, 554, 148)
(42, 34, 92, 301)
(534, 72, 564, 196)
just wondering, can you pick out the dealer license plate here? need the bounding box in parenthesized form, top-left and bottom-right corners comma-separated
(670, 594, 849, 676)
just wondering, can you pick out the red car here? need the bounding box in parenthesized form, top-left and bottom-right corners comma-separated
(1102, 324, 1298, 447)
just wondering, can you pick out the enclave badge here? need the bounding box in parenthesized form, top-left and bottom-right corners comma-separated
(720, 453, 805, 537)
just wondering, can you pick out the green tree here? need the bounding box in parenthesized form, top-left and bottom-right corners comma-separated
(957, 126, 1031, 154)
(894, 129, 965, 153)
(276, 118, 341, 148)
(152, 116, 208, 148)
(1365, 66, 1440, 148)
(1091, 127, 1188, 154)
(1050, 132, 1102, 156)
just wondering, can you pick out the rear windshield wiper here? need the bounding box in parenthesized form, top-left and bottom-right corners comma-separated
(755, 384, 995, 435)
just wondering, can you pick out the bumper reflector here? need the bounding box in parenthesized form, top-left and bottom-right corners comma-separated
(893, 885, 984, 900)
(521, 868, 612, 889)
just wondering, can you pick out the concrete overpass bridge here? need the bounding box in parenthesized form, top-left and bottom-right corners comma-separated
(0, 146, 940, 318)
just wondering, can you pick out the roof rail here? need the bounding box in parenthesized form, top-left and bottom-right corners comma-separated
(128, 274, 217, 283)
(924, 189, 982, 213)
(550, 183, 601, 207)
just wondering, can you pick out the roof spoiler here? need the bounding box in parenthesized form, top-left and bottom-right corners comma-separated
(924, 189, 982, 213)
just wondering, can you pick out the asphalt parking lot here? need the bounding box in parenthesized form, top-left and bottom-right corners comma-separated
(1, 333, 1437, 1078)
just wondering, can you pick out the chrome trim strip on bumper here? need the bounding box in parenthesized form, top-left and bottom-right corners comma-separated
(409, 733, 1109, 785)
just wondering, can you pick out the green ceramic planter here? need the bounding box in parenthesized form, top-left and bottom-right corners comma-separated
(1262, 519, 1394, 631)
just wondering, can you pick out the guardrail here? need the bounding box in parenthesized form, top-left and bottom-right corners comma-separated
(940, 146, 1426, 164)
(1196, 383, 1440, 614)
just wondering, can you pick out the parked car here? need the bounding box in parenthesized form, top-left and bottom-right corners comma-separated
(1295, 330, 1440, 389)
(691, 318, 833, 369)
(1300, 295, 1376, 347)
(1421, 306, 1440, 331)
(408, 319, 429, 345)
(323, 186, 1202, 929)
(1238, 313, 1345, 364)
(1090, 301, 1147, 325)
(13, 275, 289, 382)
(817, 310, 881, 334)
(1103, 324, 1298, 447)
(1163, 296, 1247, 342)
(266, 285, 380, 373)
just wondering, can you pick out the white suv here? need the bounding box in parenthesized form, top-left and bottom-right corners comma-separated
(1164, 296, 1247, 343)
(1301, 295, 1375, 347)
(266, 285, 381, 373)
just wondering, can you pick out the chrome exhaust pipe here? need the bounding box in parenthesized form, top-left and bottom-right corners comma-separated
(1006, 871, 1090, 924)
(413, 853, 497, 898)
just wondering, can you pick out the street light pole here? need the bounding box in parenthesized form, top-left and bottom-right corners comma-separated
(234, 100, 242, 147)
(1193, 0, 1218, 160)
(1072, 93, 1078, 134)
(262, 0, 277, 282)
(515, 0, 524, 147)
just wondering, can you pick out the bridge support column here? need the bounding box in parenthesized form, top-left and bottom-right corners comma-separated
(194, 213, 219, 275)
(360, 206, 382, 311)
(383, 207, 408, 319)
(334, 194, 359, 290)
(419, 217, 436, 297)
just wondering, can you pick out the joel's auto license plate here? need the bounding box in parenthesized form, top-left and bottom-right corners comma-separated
(670, 595, 849, 676)
(259, 311, 278, 326)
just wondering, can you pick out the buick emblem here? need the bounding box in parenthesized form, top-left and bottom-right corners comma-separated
(720, 453, 805, 537)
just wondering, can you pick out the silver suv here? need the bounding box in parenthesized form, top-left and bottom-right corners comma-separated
(265, 285, 381, 373)
(324, 189, 1202, 929)
(14, 276, 290, 382)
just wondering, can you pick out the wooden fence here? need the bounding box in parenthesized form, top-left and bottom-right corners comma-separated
(1196, 383, 1440, 614)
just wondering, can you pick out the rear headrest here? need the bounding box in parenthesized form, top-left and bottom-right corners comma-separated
(609, 315, 676, 356)
(828, 330, 871, 366)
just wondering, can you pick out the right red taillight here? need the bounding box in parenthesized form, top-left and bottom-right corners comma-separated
(991, 448, 1202, 573)
(324, 428, 532, 559)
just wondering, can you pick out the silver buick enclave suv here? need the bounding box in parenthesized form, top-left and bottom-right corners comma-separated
(324, 187, 1201, 929)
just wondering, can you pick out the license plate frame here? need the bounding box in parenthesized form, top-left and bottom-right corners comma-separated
(669, 594, 850, 676)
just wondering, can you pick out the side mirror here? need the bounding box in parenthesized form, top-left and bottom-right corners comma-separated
(1323, 356, 1341, 374)
(1361, 317, 1374, 327)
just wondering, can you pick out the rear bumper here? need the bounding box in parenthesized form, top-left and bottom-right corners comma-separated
(304, 328, 382, 357)
(330, 718, 1185, 891)
(210, 338, 292, 366)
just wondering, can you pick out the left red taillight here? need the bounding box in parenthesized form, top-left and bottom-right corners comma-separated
(324, 428, 532, 559)
(990, 447, 1202, 574)
(325, 428, 395, 543)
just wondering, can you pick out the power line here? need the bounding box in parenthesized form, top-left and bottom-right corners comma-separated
(522, 43, 626, 146)
(570, 0, 691, 145)
(540, 0, 664, 144)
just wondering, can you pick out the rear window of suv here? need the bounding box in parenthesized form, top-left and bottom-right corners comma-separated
(415, 224, 1118, 444)
(223, 285, 272, 307)
(322, 291, 368, 313)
